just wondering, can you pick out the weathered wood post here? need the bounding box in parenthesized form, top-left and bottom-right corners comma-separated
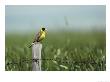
(32, 42, 42, 71)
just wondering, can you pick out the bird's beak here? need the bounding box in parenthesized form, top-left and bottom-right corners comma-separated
(45, 29, 47, 31)
(45, 29, 47, 34)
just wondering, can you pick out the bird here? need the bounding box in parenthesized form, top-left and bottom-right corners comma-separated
(29, 27, 47, 48)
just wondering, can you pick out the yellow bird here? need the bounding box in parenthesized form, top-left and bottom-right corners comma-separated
(29, 27, 47, 48)
(33, 27, 47, 42)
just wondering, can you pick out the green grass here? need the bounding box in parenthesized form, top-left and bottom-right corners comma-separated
(5, 31, 106, 71)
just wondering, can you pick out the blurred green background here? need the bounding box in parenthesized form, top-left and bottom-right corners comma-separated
(5, 5, 106, 71)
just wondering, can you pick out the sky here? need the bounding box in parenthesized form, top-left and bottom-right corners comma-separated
(5, 5, 106, 32)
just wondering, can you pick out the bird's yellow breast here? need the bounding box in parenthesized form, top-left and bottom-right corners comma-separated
(41, 33, 45, 38)
(39, 31, 46, 41)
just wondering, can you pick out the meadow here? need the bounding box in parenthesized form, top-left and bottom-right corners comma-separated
(5, 30, 106, 71)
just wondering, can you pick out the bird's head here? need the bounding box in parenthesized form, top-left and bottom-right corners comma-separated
(41, 27, 47, 34)
(42, 28, 45, 31)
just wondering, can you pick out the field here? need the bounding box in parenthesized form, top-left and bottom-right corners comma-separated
(5, 31, 106, 71)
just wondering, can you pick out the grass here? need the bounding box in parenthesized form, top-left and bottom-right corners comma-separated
(5, 31, 106, 71)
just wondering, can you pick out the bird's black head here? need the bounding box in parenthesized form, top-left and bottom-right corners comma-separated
(42, 28, 45, 31)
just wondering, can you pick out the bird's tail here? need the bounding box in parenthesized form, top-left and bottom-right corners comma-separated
(29, 43, 34, 48)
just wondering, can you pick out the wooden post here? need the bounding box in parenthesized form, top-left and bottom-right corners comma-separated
(32, 42, 42, 71)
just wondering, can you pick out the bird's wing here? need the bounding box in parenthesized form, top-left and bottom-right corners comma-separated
(33, 31, 42, 42)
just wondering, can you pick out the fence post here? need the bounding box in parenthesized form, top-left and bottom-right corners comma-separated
(32, 42, 42, 71)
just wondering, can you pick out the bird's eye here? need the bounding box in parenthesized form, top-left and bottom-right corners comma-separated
(42, 28, 45, 31)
